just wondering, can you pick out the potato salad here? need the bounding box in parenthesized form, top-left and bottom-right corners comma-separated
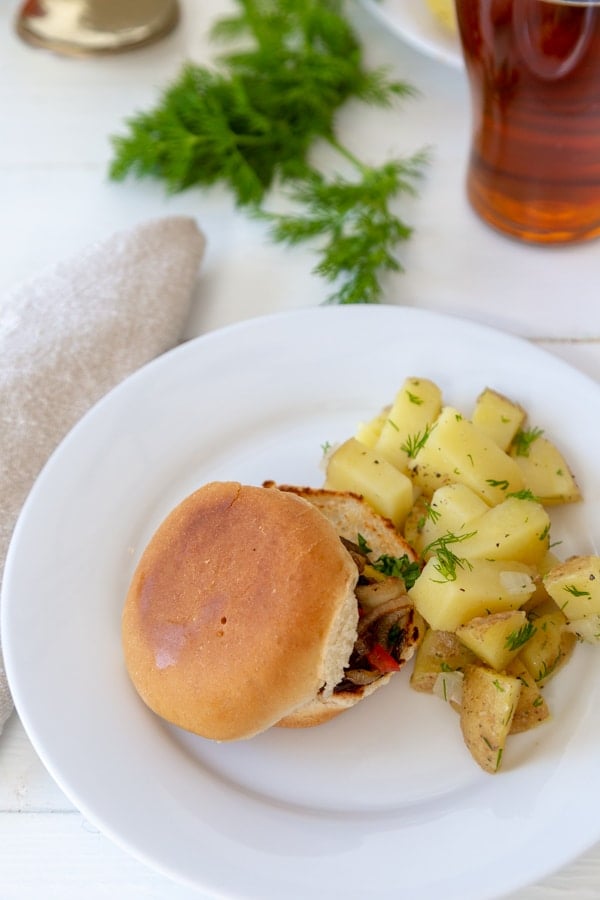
(323, 377, 600, 773)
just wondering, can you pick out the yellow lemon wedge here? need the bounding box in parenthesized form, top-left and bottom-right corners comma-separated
(425, 0, 457, 34)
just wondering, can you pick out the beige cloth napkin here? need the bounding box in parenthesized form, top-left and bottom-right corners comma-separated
(0, 215, 206, 733)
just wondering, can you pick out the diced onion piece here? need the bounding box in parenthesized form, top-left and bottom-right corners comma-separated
(318, 441, 339, 474)
(355, 577, 406, 611)
(565, 617, 600, 644)
(433, 670, 464, 708)
(499, 570, 535, 596)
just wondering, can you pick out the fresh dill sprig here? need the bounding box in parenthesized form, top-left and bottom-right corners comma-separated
(511, 426, 544, 458)
(400, 424, 433, 459)
(504, 621, 536, 651)
(259, 153, 425, 304)
(506, 488, 540, 501)
(109, 0, 426, 304)
(423, 531, 476, 582)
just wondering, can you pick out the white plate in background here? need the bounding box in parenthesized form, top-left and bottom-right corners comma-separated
(358, 0, 463, 68)
(3, 306, 600, 899)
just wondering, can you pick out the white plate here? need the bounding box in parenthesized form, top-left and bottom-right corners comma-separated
(3, 306, 600, 899)
(358, 0, 463, 68)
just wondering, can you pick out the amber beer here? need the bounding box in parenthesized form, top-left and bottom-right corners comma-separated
(455, 0, 600, 243)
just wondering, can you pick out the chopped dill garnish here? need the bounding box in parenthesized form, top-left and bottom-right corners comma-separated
(423, 531, 476, 582)
(401, 425, 432, 459)
(563, 584, 591, 598)
(512, 426, 544, 458)
(506, 488, 540, 501)
(504, 621, 536, 651)
(486, 478, 509, 490)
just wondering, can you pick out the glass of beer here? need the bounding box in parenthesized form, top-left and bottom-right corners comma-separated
(454, 0, 600, 243)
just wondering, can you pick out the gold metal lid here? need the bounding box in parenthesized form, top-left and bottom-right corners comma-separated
(16, 0, 180, 57)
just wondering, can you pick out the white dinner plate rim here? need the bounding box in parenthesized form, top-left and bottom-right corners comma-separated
(357, 0, 463, 68)
(3, 304, 600, 899)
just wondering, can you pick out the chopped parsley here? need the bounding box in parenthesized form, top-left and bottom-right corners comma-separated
(371, 553, 421, 589)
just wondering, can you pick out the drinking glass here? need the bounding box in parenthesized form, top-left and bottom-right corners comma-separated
(454, 0, 600, 243)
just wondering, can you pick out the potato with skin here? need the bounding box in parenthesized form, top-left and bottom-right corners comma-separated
(324, 438, 414, 528)
(471, 388, 526, 452)
(410, 628, 477, 694)
(564, 616, 600, 644)
(456, 610, 534, 672)
(408, 557, 536, 632)
(542, 555, 600, 624)
(506, 658, 550, 734)
(510, 431, 581, 505)
(519, 600, 577, 686)
(409, 406, 526, 504)
(460, 665, 521, 773)
(374, 377, 442, 474)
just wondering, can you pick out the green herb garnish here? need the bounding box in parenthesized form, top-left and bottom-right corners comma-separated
(563, 584, 591, 598)
(357, 533, 373, 555)
(486, 478, 509, 490)
(371, 553, 421, 589)
(504, 621, 536, 651)
(506, 488, 540, 501)
(400, 425, 432, 459)
(424, 531, 476, 582)
(511, 426, 544, 458)
(109, 0, 426, 305)
(423, 500, 442, 524)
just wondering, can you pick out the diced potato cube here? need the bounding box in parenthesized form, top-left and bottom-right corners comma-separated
(404, 483, 488, 558)
(374, 377, 442, 474)
(471, 388, 526, 451)
(408, 558, 536, 632)
(403, 495, 430, 555)
(355, 410, 388, 448)
(456, 610, 534, 671)
(519, 600, 576, 686)
(565, 616, 600, 644)
(410, 406, 526, 505)
(537, 550, 563, 577)
(510, 432, 581, 505)
(543, 555, 600, 622)
(410, 628, 477, 694)
(451, 497, 551, 565)
(324, 438, 413, 528)
(460, 665, 521, 773)
(506, 658, 550, 734)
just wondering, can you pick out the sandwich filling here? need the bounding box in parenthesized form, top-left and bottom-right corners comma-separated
(333, 536, 422, 695)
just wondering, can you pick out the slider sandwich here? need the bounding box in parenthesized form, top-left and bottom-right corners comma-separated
(122, 481, 423, 740)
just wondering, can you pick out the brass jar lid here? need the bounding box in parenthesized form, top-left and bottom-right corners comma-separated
(16, 0, 180, 57)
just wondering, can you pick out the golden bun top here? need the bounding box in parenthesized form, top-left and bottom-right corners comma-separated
(121, 481, 359, 741)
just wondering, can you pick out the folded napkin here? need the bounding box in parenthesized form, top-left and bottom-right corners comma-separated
(0, 216, 206, 733)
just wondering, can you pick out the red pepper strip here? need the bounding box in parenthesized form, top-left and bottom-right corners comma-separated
(367, 643, 401, 673)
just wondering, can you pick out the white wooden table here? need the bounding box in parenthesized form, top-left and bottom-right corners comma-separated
(1, 1, 599, 897)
